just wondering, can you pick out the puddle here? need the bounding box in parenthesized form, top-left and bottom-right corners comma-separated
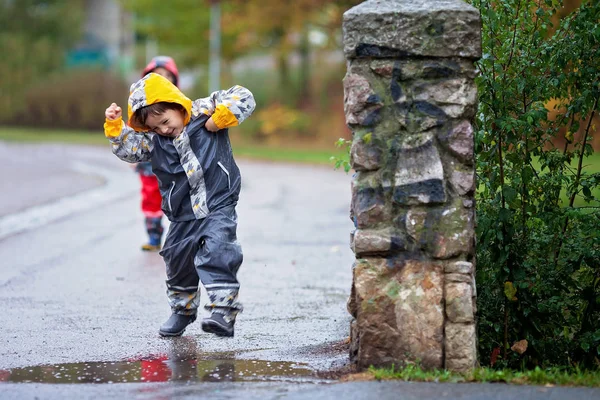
(0, 358, 317, 384)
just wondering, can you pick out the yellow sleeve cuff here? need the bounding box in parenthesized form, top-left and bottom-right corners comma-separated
(212, 104, 239, 129)
(104, 118, 123, 138)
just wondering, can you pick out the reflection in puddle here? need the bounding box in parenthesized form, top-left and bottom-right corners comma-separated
(0, 359, 315, 384)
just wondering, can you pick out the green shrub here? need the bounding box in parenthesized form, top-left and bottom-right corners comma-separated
(16, 69, 129, 131)
(471, 0, 600, 369)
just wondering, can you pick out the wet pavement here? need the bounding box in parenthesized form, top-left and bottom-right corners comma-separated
(0, 141, 354, 395)
(0, 143, 108, 218)
(1, 141, 600, 399)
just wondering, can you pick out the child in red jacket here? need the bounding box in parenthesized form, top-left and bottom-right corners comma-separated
(137, 56, 180, 251)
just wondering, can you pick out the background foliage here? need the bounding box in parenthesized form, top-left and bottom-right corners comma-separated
(0, 0, 360, 147)
(0, 0, 84, 122)
(470, 0, 600, 369)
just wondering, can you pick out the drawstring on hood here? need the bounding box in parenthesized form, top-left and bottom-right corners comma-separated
(127, 73, 192, 132)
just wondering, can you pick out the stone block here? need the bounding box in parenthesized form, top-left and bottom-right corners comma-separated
(413, 79, 477, 119)
(413, 78, 477, 107)
(351, 137, 383, 171)
(352, 187, 390, 229)
(350, 319, 359, 362)
(428, 207, 474, 259)
(348, 263, 358, 318)
(405, 207, 474, 258)
(392, 140, 446, 205)
(395, 101, 448, 132)
(445, 322, 477, 372)
(405, 209, 429, 244)
(370, 60, 395, 78)
(420, 59, 477, 80)
(450, 166, 475, 196)
(375, 59, 477, 81)
(344, 73, 384, 126)
(440, 120, 474, 165)
(445, 273, 473, 284)
(343, 0, 482, 59)
(354, 258, 444, 369)
(445, 282, 474, 323)
(446, 357, 476, 372)
(445, 261, 473, 275)
(353, 229, 393, 256)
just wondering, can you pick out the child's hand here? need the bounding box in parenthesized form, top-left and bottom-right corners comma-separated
(205, 117, 219, 132)
(105, 103, 122, 121)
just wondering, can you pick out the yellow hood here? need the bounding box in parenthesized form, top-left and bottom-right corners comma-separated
(127, 73, 192, 131)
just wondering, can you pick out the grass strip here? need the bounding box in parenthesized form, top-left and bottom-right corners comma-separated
(369, 364, 600, 387)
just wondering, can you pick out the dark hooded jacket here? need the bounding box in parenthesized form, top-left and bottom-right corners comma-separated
(103, 73, 256, 221)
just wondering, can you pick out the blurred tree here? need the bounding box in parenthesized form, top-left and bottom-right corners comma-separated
(225, 0, 362, 103)
(120, 0, 234, 67)
(121, 0, 362, 101)
(0, 0, 84, 122)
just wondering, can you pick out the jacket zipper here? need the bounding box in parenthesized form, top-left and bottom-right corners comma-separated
(167, 181, 175, 212)
(217, 161, 231, 190)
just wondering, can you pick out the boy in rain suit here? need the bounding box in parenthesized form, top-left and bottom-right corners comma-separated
(104, 73, 255, 337)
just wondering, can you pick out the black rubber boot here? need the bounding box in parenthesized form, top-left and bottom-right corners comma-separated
(201, 313, 234, 337)
(159, 313, 196, 337)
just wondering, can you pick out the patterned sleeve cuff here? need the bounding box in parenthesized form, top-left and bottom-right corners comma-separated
(212, 104, 239, 129)
(104, 118, 124, 138)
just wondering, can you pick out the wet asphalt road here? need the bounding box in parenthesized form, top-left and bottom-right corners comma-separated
(0, 141, 353, 390)
(1, 141, 599, 399)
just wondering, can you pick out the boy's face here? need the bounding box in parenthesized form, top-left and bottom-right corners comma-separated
(152, 67, 176, 85)
(145, 109, 185, 137)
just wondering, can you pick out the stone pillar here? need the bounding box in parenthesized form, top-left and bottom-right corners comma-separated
(344, 0, 481, 372)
